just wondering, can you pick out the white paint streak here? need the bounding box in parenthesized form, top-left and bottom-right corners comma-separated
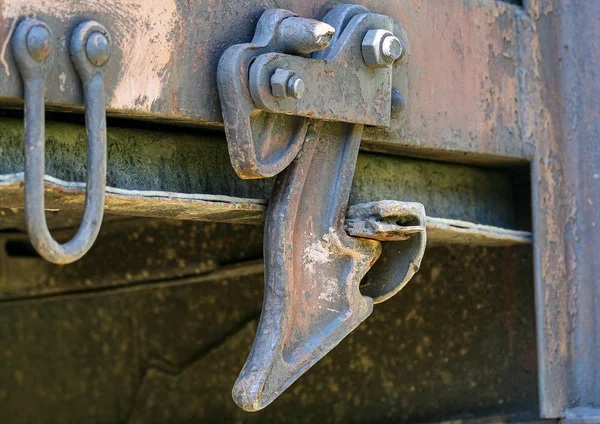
(108, 0, 177, 110)
(302, 233, 334, 276)
(58, 72, 66, 92)
(318, 278, 340, 303)
(0, 18, 17, 76)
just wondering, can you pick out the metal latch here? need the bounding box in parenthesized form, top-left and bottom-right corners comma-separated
(12, 19, 111, 264)
(218, 4, 426, 411)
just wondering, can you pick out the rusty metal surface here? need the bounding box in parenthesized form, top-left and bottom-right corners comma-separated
(216, 9, 312, 179)
(346, 201, 426, 243)
(522, 0, 600, 419)
(346, 200, 427, 304)
(233, 122, 384, 410)
(7, 0, 596, 419)
(0, 0, 526, 164)
(219, 4, 431, 408)
(246, 13, 396, 125)
(217, 6, 399, 181)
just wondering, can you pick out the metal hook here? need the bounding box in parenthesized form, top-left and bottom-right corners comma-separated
(12, 19, 111, 264)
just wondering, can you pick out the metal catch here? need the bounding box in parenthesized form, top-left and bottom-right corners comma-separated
(218, 4, 425, 411)
(12, 19, 110, 264)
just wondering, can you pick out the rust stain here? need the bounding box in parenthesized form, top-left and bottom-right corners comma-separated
(372, 0, 522, 157)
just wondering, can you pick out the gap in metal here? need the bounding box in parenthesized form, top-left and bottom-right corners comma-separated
(5, 240, 40, 258)
(510, 164, 532, 232)
(498, 0, 523, 5)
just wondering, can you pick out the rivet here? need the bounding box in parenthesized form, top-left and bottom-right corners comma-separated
(26, 26, 52, 62)
(85, 32, 109, 67)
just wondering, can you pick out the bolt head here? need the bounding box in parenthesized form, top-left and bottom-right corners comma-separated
(362, 29, 399, 68)
(26, 25, 52, 62)
(85, 32, 109, 67)
(287, 76, 305, 99)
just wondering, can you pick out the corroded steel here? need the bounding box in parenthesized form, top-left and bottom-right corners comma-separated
(234, 122, 382, 411)
(217, 9, 322, 179)
(1, 0, 597, 421)
(220, 4, 426, 411)
(346, 200, 426, 304)
(345, 201, 426, 242)
(219, 8, 397, 180)
(247, 12, 394, 125)
(0, 0, 526, 164)
(11, 19, 111, 264)
(525, 0, 600, 420)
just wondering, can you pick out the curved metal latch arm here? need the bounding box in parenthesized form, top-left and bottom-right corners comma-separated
(12, 19, 111, 264)
(219, 4, 424, 411)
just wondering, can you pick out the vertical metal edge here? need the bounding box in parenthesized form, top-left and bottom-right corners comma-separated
(525, 0, 600, 419)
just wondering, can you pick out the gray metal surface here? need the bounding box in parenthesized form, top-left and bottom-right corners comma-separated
(11, 19, 110, 264)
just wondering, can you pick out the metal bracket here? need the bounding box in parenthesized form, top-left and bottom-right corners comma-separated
(218, 4, 425, 411)
(12, 19, 111, 264)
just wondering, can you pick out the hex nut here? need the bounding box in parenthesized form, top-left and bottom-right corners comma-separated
(271, 68, 295, 98)
(362, 29, 401, 67)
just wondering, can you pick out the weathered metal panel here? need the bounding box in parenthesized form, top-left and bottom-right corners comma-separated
(0, 217, 539, 422)
(3, 0, 598, 419)
(523, 0, 600, 419)
(0, 0, 526, 163)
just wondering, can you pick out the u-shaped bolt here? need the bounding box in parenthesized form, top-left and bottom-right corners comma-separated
(12, 19, 110, 264)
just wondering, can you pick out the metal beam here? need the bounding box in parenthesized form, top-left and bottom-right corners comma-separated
(0, 0, 527, 164)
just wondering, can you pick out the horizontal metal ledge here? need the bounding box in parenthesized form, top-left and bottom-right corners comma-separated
(0, 117, 526, 230)
(0, 173, 532, 246)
